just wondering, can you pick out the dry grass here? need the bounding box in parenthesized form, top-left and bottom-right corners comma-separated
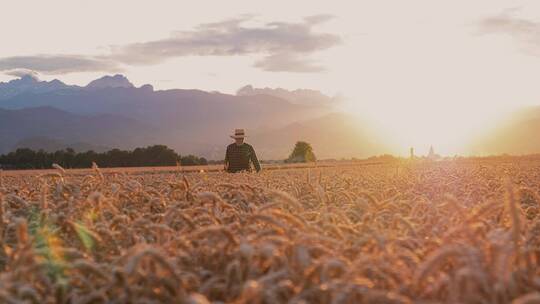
(0, 160, 539, 303)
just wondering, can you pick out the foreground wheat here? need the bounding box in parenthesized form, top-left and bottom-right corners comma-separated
(0, 161, 539, 303)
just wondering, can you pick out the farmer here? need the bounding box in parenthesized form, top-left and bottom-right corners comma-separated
(224, 129, 261, 173)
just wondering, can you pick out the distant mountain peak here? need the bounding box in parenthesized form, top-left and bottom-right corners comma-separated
(237, 85, 338, 106)
(19, 74, 39, 83)
(0, 75, 71, 100)
(4, 74, 67, 88)
(7, 74, 41, 86)
(86, 74, 134, 89)
(140, 84, 154, 92)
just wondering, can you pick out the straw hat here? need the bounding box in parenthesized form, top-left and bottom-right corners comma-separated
(230, 129, 247, 139)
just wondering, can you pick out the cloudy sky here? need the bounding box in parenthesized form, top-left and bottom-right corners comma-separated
(1, 0, 540, 154)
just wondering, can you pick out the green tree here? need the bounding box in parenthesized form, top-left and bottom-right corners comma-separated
(286, 141, 316, 163)
(0, 145, 207, 169)
(180, 155, 207, 166)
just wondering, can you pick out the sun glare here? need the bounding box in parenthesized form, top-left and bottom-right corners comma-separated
(347, 102, 510, 157)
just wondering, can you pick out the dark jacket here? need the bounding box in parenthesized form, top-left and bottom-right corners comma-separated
(224, 143, 261, 173)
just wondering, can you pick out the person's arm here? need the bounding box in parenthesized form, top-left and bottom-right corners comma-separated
(224, 146, 230, 171)
(250, 146, 261, 172)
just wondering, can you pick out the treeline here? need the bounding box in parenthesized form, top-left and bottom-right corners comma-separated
(0, 145, 208, 170)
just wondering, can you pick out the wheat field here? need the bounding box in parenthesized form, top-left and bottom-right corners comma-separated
(0, 160, 539, 303)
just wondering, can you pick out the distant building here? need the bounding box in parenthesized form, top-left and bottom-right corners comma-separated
(410, 147, 415, 159)
(427, 145, 441, 160)
(428, 146, 435, 158)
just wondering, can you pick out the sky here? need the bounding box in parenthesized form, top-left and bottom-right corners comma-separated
(1, 0, 540, 155)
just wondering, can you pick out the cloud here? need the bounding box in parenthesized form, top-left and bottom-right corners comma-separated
(4, 68, 40, 80)
(0, 15, 340, 75)
(478, 10, 540, 54)
(112, 15, 341, 73)
(304, 14, 335, 25)
(0, 55, 121, 75)
(254, 53, 326, 73)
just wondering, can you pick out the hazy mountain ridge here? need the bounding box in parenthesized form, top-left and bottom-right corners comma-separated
(0, 106, 156, 154)
(0, 73, 151, 99)
(250, 112, 391, 159)
(0, 75, 77, 100)
(14, 136, 111, 153)
(470, 108, 540, 155)
(86, 74, 135, 89)
(0, 75, 329, 126)
(236, 84, 339, 106)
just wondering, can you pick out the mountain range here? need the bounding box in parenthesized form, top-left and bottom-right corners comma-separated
(0, 75, 77, 100)
(0, 74, 351, 159)
(236, 85, 340, 106)
(2, 73, 540, 159)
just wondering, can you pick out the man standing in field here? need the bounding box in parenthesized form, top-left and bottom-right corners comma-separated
(224, 129, 261, 173)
